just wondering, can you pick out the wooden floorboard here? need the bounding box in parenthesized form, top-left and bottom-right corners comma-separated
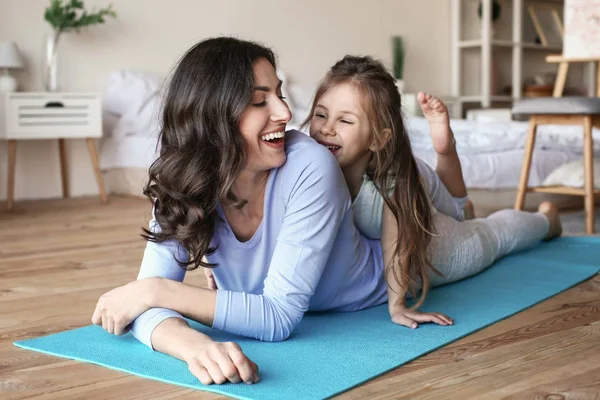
(0, 196, 598, 399)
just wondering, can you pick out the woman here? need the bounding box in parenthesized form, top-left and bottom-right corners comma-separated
(92, 37, 388, 385)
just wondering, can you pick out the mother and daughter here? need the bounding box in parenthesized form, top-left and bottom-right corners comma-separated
(91, 37, 562, 385)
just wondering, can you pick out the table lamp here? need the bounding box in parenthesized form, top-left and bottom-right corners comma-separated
(0, 41, 24, 92)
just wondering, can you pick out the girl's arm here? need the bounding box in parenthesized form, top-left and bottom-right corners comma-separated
(381, 203, 454, 328)
(415, 158, 468, 221)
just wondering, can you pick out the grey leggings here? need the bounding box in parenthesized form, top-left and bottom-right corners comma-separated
(427, 209, 550, 287)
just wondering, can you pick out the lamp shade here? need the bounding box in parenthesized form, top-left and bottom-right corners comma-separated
(0, 41, 24, 69)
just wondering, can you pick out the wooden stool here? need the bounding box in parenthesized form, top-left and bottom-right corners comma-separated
(512, 97, 600, 234)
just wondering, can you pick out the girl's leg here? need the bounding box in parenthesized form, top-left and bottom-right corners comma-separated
(484, 201, 561, 258)
(427, 202, 559, 287)
(418, 92, 467, 199)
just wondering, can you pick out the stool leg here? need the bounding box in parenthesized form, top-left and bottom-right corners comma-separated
(58, 139, 70, 198)
(86, 138, 108, 204)
(583, 116, 595, 234)
(596, 61, 600, 97)
(553, 62, 569, 97)
(7, 140, 17, 211)
(515, 118, 538, 210)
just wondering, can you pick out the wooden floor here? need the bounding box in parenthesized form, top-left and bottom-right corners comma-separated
(1, 196, 599, 399)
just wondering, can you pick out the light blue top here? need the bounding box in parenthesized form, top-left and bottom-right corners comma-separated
(352, 158, 468, 239)
(130, 130, 387, 348)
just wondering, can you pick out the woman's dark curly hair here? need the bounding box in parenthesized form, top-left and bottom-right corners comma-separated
(142, 37, 277, 270)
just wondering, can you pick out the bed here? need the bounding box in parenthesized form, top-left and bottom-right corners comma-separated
(99, 70, 600, 213)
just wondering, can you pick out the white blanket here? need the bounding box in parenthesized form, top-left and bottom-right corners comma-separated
(407, 116, 600, 155)
(100, 70, 600, 174)
(102, 69, 164, 140)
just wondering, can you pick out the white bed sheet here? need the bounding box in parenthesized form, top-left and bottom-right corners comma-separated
(98, 70, 600, 190)
(99, 135, 159, 170)
(413, 147, 575, 189)
(99, 132, 585, 190)
(406, 116, 600, 155)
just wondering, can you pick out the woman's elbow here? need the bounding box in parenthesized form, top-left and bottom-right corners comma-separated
(262, 306, 303, 342)
(265, 321, 295, 342)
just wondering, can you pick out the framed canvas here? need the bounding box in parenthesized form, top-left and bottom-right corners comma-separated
(564, 0, 600, 58)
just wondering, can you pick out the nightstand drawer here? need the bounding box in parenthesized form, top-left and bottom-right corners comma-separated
(3, 93, 101, 139)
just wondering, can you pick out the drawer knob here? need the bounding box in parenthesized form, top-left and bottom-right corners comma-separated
(44, 101, 65, 108)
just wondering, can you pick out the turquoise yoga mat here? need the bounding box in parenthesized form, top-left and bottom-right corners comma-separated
(14, 237, 600, 400)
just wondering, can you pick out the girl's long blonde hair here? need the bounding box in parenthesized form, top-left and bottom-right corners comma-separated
(304, 55, 439, 308)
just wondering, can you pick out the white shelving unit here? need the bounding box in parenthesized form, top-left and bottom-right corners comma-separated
(451, 0, 564, 116)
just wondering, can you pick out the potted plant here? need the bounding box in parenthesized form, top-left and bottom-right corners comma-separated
(477, 0, 502, 37)
(43, 0, 117, 91)
(392, 36, 405, 93)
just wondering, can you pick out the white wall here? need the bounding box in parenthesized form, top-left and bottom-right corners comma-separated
(0, 0, 453, 201)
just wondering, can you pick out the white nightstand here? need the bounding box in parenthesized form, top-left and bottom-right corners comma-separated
(0, 92, 108, 210)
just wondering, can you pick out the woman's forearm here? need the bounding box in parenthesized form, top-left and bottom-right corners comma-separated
(150, 278, 217, 327)
(151, 317, 213, 361)
(152, 316, 261, 386)
(148, 277, 299, 342)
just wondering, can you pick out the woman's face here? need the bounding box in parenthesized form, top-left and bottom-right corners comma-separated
(309, 83, 373, 169)
(239, 58, 292, 174)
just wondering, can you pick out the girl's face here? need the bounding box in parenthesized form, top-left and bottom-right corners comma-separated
(239, 58, 292, 174)
(309, 83, 373, 169)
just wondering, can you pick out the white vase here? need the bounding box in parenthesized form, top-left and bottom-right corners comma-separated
(395, 79, 405, 94)
(44, 32, 59, 92)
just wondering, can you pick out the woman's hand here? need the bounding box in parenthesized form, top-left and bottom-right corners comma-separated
(186, 340, 260, 385)
(389, 305, 453, 329)
(203, 268, 218, 290)
(151, 317, 259, 385)
(92, 278, 159, 335)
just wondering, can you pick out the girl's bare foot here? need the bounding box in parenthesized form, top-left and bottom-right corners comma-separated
(418, 91, 455, 155)
(538, 201, 562, 240)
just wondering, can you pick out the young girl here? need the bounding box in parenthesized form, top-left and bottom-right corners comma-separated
(305, 55, 562, 328)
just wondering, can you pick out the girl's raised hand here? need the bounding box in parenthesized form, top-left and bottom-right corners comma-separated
(389, 306, 453, 329)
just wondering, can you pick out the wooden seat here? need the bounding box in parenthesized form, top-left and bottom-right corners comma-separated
(512, 97, 600, 234)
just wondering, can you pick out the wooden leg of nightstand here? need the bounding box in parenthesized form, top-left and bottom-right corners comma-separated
(596, 61, 600, 97)
(86, 138, 108, 204)
(58, 139, 70, 198)
(7, 140, 17, 211)
(583, 116, 595, 234)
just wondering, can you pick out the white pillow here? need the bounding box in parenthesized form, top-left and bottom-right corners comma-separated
(542, 159, 600, 188)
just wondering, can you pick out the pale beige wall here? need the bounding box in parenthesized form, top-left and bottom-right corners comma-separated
(0, 0, 452, 201)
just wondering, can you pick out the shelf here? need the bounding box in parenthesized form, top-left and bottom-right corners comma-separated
(451, 0, 566, 115)
(521, 42, 562, 52)
(457, 95, 514, 102)
(458, 40, 561, 52)
(527, 187, 586, 196)
(458, 39, 512, 48)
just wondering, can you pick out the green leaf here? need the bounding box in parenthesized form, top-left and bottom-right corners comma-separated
(44, 0, 117, 33)
(391, 36, 404, 80)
